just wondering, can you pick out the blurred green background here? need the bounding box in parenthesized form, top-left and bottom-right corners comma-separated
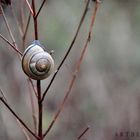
(0, 0, 140, 140)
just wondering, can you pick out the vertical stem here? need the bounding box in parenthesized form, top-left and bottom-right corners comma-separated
(37, 80, 42, 139)
(32, 0, 38, 40)
(32, 0, 42, 139)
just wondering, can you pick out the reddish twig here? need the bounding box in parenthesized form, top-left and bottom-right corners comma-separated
(1, 5, 14, 43)
(77, 126, 90, 140)
(24, 0, 34, 16)
(23, 0, 33, 42)
(16, 119, 31, 140)
(20, 0, 25, 34)
(0, 88, 7, 102)
(43, 1, 100, 138)
(11, 6, 23, 37)
(0, 89, 31, 140)
(32, 0, 38, 40)
(41, 0, 90, 102)
(31, 0, 42, 139)
(37, 80, 43, 139)
(0, 97, 39, 140)
(28, 80, 37, 134)
(35, 0, 47, 19)
(1, 5, 22, 59)
(28, 78, 38, 98)
(0, 34, 23, 56)
(23, 12, 31, 42)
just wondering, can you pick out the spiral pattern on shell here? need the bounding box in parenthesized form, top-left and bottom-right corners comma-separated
(22, 40, 54, 80)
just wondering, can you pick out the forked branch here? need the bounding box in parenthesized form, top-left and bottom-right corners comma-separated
(0, 97, 39, 139)
(43, 0, 100, 138)
(35, 0, 47, 19)
(24, 0, 34, 16)
(41, 0, 90, 102)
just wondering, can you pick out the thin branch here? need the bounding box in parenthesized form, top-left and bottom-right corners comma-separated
(35, 0, 46, 19)
(21, 4, 39, 114)
(11, 6, 23, 37)
(0, 89, 8, 102)
(77, 127, 90, 140)
(28, 80, 37, 134)
(20, 0, 25, 34)
(1, 5, 22, 59)
(28, 78, 38, 98)
(1, 5, 14, 43)
(43, 1, 100, 138)
(41, 0, 90, 102)
(32, 0, 42, 139)
(23, 12, 31, 41)
(0, 34, 23, 56)
(1, 5, 17, 47)
(32, 0, 38, 40)
(37, 80, 43, 139)
(0, 97, 39, 140)
(16, 119, 31, 140)
(24, 0, 34, 16)
(43, 71, 76, 138)
(0, 89, 31, 140)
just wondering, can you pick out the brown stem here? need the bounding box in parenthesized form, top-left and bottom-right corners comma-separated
(43, 1, 100, 138)
(37, 80, 43, 139)
(28, 78, 38, 98)
(23, 12, 31, 41)
(0, 89, 31, 140)
(20, 0, 25, 34)
(77, 127, 90, 140)
(11, 6, 23, 37)
(32, 0, 42, 139)
(35, 0, 47, 19)
(0, 34, 23, 56)
(24, 0, 34, 16)
(1, 5, 22, 59)
(32, 0, 38, 40)
(16, 119, 31, 140)
(22, 12, 31, 50)
(41, 0, 90, 102)
(0, 97, 39, 140)
(28, 80, 37, 134)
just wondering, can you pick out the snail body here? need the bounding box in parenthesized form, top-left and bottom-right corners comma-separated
(22, 40, 54, 80)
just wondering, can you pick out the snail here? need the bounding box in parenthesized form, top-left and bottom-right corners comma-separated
(22, 40, 54, 80)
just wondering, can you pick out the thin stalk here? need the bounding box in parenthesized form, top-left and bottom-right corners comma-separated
(28, 78, 38, 98)
(37, 80, 43, 139)
(0, 89, 31, 140)
(32, 0, 38, 40)
(77, 127, 90, 140)
(16, 119, 31, 140)
(1, 6, 16, 46)
(1, 5, 22, 59)
(23, 12, 31, 42)
(43, 1, 100, 138)
(32, 0, 42, 139)
(0, 97, 39, 140)
(35, 0, 47, 19)
(11, 6, 23, 37)
(24, 0, 34, 16)
(41, 0, 90, 102)
(28, 80, 37, 134)
(0, 34, 22, 56)
(20, 0, 25, 34)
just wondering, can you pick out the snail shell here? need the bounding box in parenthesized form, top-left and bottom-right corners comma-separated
(22, 40, 54, 80)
